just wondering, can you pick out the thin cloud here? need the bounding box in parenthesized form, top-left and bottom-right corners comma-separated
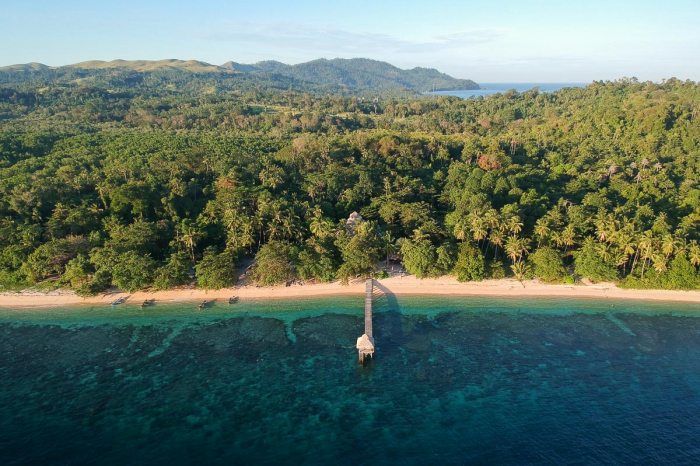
(204, 22, 504, 58)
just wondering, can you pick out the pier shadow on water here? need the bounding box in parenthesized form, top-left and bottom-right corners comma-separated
(372, 280, 406, 357)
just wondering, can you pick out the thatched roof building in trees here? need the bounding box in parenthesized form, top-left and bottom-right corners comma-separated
(346, 211, 362, 236)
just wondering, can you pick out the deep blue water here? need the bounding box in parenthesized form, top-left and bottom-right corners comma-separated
(2, 295, 700, 465)
(426, 83, 589, 99)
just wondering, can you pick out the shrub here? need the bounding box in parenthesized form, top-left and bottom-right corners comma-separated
(487, 260, 506, 279)
(249, 241, 295, 286)
(401, 238, 438, 279)
(296, 245, 337, 283)
(111, 251, 157, 292)
(375, 269, 389, 279)
(511, 261, 531, 281)
(0, 269, 30, 291)
(663, 253, 700, 290)
(574, 238, 619, 283)
(619, 268, 664, 290)
(153, 252, 192, 290)
(529, 247, 565, 281)
(196, 248, 237, 290)
(452, 242, 486, 282)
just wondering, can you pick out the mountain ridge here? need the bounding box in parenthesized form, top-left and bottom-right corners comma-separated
(0, 58, 479, 91)
(222, 58, 479, 91)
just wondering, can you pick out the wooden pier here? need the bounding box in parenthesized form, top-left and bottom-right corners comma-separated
(356, 278, 375, 363)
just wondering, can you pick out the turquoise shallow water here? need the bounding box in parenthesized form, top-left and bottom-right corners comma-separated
(2, 295, 700, 465)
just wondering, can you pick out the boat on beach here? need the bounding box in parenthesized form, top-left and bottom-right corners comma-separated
(228, 296, 238, 304)
(141, 299, 154, 308)
(110, 297, 126, 306)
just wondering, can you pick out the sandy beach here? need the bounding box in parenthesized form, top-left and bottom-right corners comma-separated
(3, 276, 700, 308)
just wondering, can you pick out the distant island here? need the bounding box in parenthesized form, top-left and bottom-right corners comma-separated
(0, 57, 479, 92)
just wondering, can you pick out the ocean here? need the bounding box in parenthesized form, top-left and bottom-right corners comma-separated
(2, 295, 700, 465)
(425, 83, 589, 99)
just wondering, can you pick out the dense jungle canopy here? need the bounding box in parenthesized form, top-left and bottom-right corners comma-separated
(1, 66, 699, 294)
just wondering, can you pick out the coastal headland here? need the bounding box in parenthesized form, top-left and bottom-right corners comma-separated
(3, 276, 700, 308)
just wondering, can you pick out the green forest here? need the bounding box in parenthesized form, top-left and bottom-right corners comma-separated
(0, 57, 478, 93)
(1, 67, 700, 295)
(221, 57, 480, 91)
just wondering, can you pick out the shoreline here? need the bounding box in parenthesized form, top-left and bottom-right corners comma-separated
(3, 276, 700, 309)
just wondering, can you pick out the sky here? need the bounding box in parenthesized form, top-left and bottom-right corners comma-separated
(1, 0, 698, 82)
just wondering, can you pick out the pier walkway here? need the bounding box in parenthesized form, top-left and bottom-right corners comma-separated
(356, 278, 375, 363)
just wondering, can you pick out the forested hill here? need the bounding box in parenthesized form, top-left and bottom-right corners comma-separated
(0, 58, 479, 92)
(221, 58, 480, 91)
(0, 59, 222, 73)
(0, 60, 345, 96)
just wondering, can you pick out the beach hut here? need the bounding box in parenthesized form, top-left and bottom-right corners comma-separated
(346, 211, 362, 236)
(356, 334, 375, 363)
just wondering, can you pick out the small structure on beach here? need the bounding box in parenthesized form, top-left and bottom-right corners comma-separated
(356, 278, 375, 363)
(356, 334, 375, 363)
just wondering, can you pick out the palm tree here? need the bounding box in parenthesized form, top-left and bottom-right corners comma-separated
(612, 231, 636, 275)
(615, 251, 630, 275)
(239, 220, 255, 253)
(606, 218, 619, 243)
(638, 230, 655, 279)
(413, 228, 429, 243)
(310, 216, 325, 238)
(472, 218, 488, 245)
(505, 236, 520, 265)
(598, 242, 612, 263)
(551, 230, 564, 250)
(266, 203, 283, 240)
(561, 224, 577, 254)
(688, 241, 700, 268)
(489, 229, 504, 260)
(267, 220, 280, 241)
(383, 231, 396, 269)
(511, 261, 530, 281)
(357, 220, 378, 239)
(661, 233, 676, 260)
(595, 218, 610, 243)
(484, 208, 500, 230)
(453, 221, 468, 242)
(652, 254, 668, 273)
(534, 218, 551, 247)
(178, 222, 201, 263)
(505, 236, 530, 265)
(507, 215, 523, 237)
(309, 207, 332, 239)
(282, 214, 300, 241)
